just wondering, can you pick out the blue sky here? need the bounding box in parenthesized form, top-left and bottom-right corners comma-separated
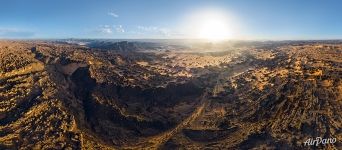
(0, 0, 341, 39)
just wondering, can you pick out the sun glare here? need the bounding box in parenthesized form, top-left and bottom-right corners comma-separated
(183, 8, 235, 42)
(198, 17, 232, 41)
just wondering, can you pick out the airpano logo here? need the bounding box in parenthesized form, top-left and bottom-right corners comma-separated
(304, 137, 336, 146)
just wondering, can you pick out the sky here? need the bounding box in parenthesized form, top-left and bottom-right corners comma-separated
(0, 0, 341, 40)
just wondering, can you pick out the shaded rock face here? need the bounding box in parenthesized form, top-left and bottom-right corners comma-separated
(109, 82, 203, 106)
(182, 128, 238, 142)
(71, 67, 96, 121)
(237, 132, 291, 150)
(70, 66, 204, 145)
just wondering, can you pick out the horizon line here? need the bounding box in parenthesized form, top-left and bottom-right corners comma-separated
(1, 38, 342, 42)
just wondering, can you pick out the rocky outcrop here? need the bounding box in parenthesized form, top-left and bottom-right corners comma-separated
(0, 41, 341, 149)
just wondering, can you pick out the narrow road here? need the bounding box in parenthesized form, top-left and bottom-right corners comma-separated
(149, 92, 209, 149)
(125, 92, 209, 150)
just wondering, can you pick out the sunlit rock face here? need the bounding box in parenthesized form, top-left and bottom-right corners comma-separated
(0, 40, 341, 149)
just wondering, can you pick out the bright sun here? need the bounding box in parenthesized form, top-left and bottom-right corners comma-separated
(198, 18, 232, 41)
(183, 9, 235, 41)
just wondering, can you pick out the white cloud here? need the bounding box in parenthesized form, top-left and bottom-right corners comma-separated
(137, 26, 171, 36)
(108, 12, 119, 18)
(96, 25, 125, 35)
(115, 25, 125, 33)
(97, 25, 112, 34)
